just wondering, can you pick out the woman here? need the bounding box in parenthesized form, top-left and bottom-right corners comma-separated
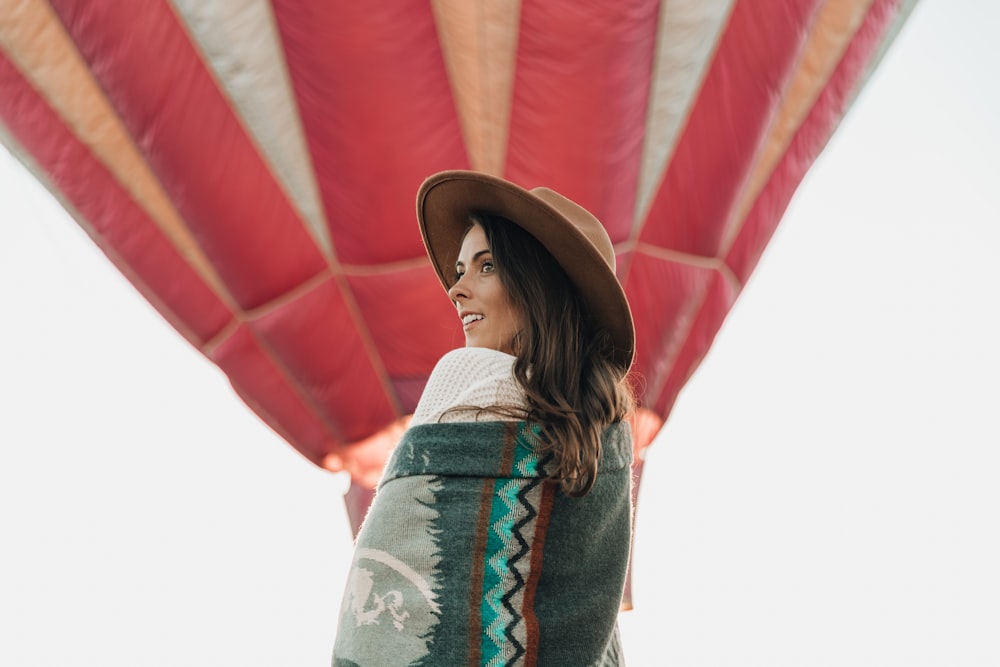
(333, 171, 635, 666)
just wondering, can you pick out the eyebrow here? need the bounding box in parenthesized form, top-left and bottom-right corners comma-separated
(455, 248, 491, 272)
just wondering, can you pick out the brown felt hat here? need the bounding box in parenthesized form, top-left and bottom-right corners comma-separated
(417, 170, 634, 370)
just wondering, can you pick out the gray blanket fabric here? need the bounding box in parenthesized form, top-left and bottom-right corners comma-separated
(333, 420, 633, 666)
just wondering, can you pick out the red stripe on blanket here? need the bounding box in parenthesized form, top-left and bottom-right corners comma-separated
(499, 422, 518, 475)
(522, 480, 557, 666)
(468, 479, 494, 665)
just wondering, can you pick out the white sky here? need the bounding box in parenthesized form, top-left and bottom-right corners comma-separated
(2, 1, 998, 664)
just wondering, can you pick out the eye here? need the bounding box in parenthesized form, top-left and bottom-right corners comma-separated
(481, 260, 495, 274)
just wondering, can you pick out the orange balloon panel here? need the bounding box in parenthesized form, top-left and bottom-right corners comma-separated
(0, 0, 918, 476)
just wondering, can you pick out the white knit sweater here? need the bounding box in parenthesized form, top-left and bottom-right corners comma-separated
(410, 347, 528, 426)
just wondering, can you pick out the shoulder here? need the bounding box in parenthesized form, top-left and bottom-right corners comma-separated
(411, 348, 524, 426)
(423, 347, 518, 392)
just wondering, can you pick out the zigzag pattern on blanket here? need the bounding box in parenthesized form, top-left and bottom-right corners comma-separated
(480, 423, 553, 666)
(500, 476, 540, 665)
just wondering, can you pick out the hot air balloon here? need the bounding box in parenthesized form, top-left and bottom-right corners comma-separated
(0, 0, 918, 606)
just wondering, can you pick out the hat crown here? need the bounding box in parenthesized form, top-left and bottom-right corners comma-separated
(530, 187, 616, 273)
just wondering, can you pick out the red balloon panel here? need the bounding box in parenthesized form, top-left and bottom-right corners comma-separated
(248, 277, 399, 444)
(650, 271, 739, 417)
(639, 0, 824, 258)
(506, 0, 660, 242)
(210, 324, 339, 461)
(346, 267, 462, 411)
(50, 0, 330, 311)
(726, 0, 902, 285)
(624, 252, 729, 401)
(271, 0, 470, 266)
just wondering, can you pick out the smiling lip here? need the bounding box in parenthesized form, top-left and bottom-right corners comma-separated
(460, 312, 484, 331)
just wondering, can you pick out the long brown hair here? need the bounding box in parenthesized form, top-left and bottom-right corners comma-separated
(469, 212, 633, 497)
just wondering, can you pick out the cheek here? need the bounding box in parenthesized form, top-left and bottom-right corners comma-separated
(484, 279, 524, 335)
(505, 302, 527, 335)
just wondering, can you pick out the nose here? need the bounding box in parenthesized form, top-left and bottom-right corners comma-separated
(447, 275, 468, 303)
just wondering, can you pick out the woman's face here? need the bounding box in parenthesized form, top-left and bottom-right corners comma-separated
(447, 224, 525, 355)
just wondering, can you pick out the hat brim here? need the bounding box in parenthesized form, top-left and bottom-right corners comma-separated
(417, 170, 634, 370)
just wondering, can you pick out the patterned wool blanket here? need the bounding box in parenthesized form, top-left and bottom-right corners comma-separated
(333, 420, 633, 666)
